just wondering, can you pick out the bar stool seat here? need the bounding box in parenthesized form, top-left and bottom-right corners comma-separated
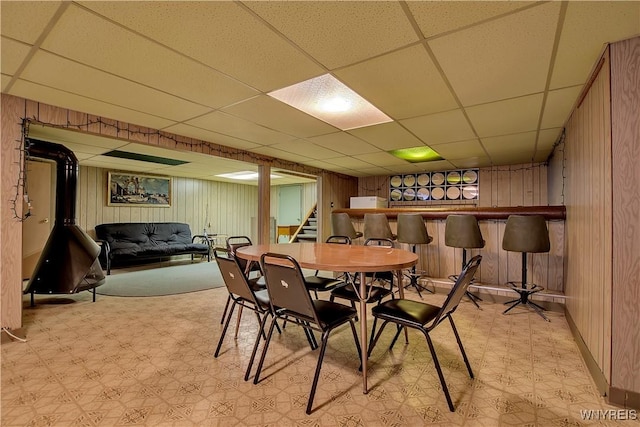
(502, 215, 551, 321)
(445, 214, 485, 309)
(396, 213, 433, 298)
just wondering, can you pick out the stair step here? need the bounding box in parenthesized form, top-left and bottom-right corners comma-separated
(303, 225, 316, 231)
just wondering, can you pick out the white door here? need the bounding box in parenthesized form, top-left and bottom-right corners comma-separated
(278, 185, 302, 226)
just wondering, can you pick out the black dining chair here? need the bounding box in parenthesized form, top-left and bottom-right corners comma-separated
(213, 248, 279, 382)
(254, 252, 362, 415)
(329, 237, 395, 347)
(304, 235, 351, 299)
(219, 236, 265, 324)
(368, 255, 482, 412)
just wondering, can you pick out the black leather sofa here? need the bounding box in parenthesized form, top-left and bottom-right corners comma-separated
(95, 222, 210, 274)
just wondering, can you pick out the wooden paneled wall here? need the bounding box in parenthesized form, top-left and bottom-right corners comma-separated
(355, 164, 563, 291)
(319, 171, 359, 241)
(610, 37, 640, 400)
(563, 49, 613, 384)
(77, 166, 258, 241)
(1, 95, 25, 329)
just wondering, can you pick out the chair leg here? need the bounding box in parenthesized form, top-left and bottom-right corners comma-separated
(214, 301, 237, 357)
(448, 316, 474, 379)
(423, 331, 455, 412)
(220, 295, 231, 324)
(367, 319, 390, 358)
(245, 312, 271, 381)
(253, 317, 278, 385)
(306, 330, 330, 415)
(349, 319, 362, 362)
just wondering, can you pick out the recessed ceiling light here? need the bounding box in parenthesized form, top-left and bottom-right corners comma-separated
(215, 171, 282, 180)
(268, 74, 392, 131)
(389, 147, 443, 163)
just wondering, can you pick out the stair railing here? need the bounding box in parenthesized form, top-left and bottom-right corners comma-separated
(290, 203, 317, 243)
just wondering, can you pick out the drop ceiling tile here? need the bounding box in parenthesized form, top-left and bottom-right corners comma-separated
(41, 5, 258, 110)
(400, 109, 476, 144)
(550, 1, 640, 89)
(81, 1, 324, 92)
(450, 157, 493, 169)
(431, 139, 486, 160)
(164, 123, 262, 152)
(1, 38, 31, 75)
(27, 125, 127, 149)
(222, 95, 337, 138)
(355, 167, 396, 177)
(482, 131, 536, 162)
(244, 1, 418, 69)
(306, 132, 379, 156)
(323, 156, 374, 170)
(403, 159, 457, 172)
(407, 1, 535, 38)
(537, 128, 563, 151)
(297, 159, 339, 170)
(348, 122, 424, 151)
(249, 146, 314, 164)
(429, 2, 560, 106)
(353, 152, 407, 167)
(541, 86, 583, 128)
(334, 44, 458, 120)
(185, 111, 297, 146)
(1, 74, 11, 92)
(466, 94, 543, 137)
(10, 80, 174, 130)
(490, 152, 537, 166)
(266, 139, 343, 160)
(21, 51, 211, 122)
(0, 1, 62, 44)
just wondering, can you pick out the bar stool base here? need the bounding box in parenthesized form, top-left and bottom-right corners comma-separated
(503, 282, 549, 321)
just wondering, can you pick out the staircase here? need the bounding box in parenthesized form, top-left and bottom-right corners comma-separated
(291, 205, 318, 243)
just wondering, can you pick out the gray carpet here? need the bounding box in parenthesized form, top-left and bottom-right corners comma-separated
(96, 261, 224, 297)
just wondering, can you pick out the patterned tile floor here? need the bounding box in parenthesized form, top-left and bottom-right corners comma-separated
(2, 280, 638, 426)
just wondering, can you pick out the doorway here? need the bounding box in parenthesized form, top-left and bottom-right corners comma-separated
(277, 185, 302, 242)
(22, 160, 55, 280)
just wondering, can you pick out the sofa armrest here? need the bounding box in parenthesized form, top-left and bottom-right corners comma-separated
(95, 239, 111, 275)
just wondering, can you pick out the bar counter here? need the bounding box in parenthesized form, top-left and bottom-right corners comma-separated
(332, 205, 566, 220)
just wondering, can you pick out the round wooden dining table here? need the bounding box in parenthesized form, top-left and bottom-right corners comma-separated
(235, 242, 418, 394)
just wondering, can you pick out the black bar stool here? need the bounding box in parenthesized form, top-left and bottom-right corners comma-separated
(396, 213, 433, 298)
(445, 214, 485, 308)
(502, 215, 551, 321)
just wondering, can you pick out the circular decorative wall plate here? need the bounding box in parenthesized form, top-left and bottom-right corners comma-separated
(403, 175, 415, 187)
(417, 187, 430, 200)
(431, 172, 445, 185)
(462, 185, 478, 199)
(431, 187, 445, 200)
(403, 188, 415, 200)
(390, 175, 402, 187)
(447, 171, 461, 185)
(390, 189, 402, 201)
(446, 186, 461, 199)
(463, 170, 478, 184)
(417, 174, 430, 186)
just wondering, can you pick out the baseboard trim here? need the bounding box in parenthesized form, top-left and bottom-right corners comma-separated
(609, 387, 640, 410)
(564, 307, 609, 396)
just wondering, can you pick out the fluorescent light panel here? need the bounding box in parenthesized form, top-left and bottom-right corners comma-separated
(215, 171, 282, 180)
(268, 74, 392, 131)
(389, 146, 443, 163)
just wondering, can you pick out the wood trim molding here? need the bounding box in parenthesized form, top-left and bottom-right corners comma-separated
(332, 205, 566, 220)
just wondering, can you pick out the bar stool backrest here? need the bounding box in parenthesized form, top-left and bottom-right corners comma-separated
(364, 213, 395, 240)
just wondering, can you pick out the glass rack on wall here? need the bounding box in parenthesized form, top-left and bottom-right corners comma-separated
(389, 169, 479, 202)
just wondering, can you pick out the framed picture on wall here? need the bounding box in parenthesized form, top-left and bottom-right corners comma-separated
(107, 172, 171, 207)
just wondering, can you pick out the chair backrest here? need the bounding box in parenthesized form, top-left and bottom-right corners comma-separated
(364, 237, 394, 248)
(364, 213, 394, 240)
(326, 235, 351, 245)
(226, 235, 259, 272)
(331, 213, 359, 240)
(260, 252, 319, 325)
(445, 214, 484, 249)
(431, 255, 482, 326)
(502, 215, 550, 253)
(396, 213, 432, 245)
(214, 248, 259, 306)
